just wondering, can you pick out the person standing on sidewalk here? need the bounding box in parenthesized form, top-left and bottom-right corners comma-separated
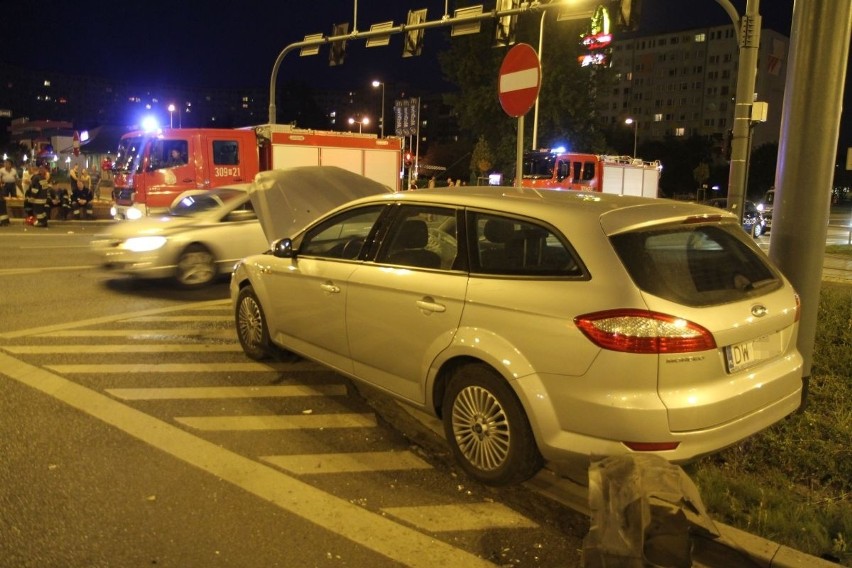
(1, 159, 18, 197)
(0, 159, 19, 226)
(27, 164, 51, 227)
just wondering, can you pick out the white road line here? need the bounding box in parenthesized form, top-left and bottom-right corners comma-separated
(6, 344, 243, 354)
(46, 362, 319, 374)
(0, 265, 97, 275)
(0, 352, 496, 567)
(107, 384, 347, 400)
(30, 329, 236, 338)
(175, 414, 377, 431)
(262, 451, 432, 475)
(0, 299, 230, 339)
(124, 315, 232, 322)
(382, 503, 538, 532)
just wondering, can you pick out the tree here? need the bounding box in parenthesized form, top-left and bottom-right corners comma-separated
(438, 13, 608, 177)
(693, 162, 710, 199)
(470, 135, 496, 184)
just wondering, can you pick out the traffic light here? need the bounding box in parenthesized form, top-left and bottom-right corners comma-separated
(403, 9, 427, 58)
(329, 22, 349, 67)
(493, 0, 518, 47)
(404, 152, 413, 167)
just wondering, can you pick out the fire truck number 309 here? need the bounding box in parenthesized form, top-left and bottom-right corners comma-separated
(214, 167, 241, 177)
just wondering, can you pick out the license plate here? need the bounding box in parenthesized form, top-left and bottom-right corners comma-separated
(725, 334, 779, 373)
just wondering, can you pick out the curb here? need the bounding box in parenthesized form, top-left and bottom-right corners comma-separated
(394, 404, 838, 568)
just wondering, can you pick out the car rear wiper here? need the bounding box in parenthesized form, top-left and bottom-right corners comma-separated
(743, 278, 776, 291)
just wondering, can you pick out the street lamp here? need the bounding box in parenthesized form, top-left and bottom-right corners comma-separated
(348, 117, 370, 134)
(167, 104, 176, 128)
(625, 117, 638, 158)
(371, 80, 385, 138)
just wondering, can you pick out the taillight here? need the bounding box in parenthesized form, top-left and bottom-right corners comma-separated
(574, 309, 716, 354)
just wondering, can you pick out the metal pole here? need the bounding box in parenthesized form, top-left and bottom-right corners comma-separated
(515, 115, 524, 187)
(769, 0, 852, 404)
(532, 10, 546, 150)
(380, 83, 385, 138)
(725, 0, 760, 223)
(414, 97, 421, 178)
(632, 121, 637, 158)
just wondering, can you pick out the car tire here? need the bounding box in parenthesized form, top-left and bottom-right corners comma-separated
(175, 244, 216, 288)
(442, 363, 543, 486)
(235, 285, 271, 360)
(752, 222, 763, 238)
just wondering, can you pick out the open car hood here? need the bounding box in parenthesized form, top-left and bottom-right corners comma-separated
(248, 166, 394, 243)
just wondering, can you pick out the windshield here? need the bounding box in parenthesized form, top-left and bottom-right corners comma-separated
(523, 153, 556, 178)
(169, 188, 247, 217)
(113, 136, 146, 173)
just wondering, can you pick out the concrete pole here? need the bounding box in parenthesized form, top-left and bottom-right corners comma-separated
(726, 0, 760, 223)
(770, 0, 852, 401)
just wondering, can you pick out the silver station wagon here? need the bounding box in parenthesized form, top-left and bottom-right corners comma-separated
(231, 184, 803, 486)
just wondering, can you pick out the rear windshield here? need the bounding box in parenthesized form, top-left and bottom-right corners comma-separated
(611, 224, 781, 306)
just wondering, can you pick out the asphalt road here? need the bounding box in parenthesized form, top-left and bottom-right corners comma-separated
(0, 219, 843, 568)
(0, 223, 588, 568)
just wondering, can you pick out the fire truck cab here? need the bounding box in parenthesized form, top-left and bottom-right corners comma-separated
(110, 125, 402, 220)
(521, 150, 661, 198)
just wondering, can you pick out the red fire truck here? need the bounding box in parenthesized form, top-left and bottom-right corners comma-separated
(521, 150, 661, 197)
(109, 124, 402, 220)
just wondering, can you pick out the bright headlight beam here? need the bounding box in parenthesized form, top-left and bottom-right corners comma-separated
(122, 236, 168, 252)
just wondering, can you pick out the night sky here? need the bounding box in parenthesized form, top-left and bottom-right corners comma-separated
(3, 0, 848, 151)
(5, 0, 795, 89)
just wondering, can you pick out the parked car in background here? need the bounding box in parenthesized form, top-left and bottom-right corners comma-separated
(91, 167, 393, 288)
(231, 186, 803, 486)
(702, 197, 767, 237)
(760, 187, 775, 232)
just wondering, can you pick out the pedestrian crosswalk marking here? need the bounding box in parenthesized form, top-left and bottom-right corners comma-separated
(176, 413, 377, 430)
(124, 315, 232, 322)
(262, 451, 432, 474)
(46, 362, 322, 374)
(7, 344, 243, 354)
(31, 329, 237, 339)
(107, 384, 347, 400)
(382, 503, 538, 531)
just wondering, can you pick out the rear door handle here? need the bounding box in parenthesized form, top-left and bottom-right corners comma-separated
(320, 282, 341, 294)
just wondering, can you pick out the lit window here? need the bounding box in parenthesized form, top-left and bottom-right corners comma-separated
(695, 33, 706, 43)
(675, 127, 685, 136)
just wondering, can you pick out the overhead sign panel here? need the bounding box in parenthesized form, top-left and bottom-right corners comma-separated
(366, 21, 393, 47)
(300, 34, 323, 56)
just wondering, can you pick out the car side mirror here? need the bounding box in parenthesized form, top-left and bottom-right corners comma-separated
(272, 238, 295, 258)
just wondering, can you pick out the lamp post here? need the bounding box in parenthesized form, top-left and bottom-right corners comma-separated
(371, 80, 385, 138)
(625, 118, 638, 158)
(167, 104, 175, 128)
(348, 117, 370, 134)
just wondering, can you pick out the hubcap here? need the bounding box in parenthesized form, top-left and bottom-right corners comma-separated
(178, 251, 214, 285)
(451, 385, 511, 471)
(238, 297, 263, 349)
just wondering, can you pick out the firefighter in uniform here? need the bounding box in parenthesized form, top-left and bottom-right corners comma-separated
(28, 165, 51, 227)
(71, 178, 94, 220)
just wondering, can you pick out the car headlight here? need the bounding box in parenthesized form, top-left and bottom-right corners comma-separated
(126, 207, 144, 221)
(122, 236, 168, 252)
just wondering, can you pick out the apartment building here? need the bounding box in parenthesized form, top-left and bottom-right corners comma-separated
(598, 24, 789, 151)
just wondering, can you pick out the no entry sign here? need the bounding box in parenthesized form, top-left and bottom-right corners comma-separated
(498, 43, 541, 118)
